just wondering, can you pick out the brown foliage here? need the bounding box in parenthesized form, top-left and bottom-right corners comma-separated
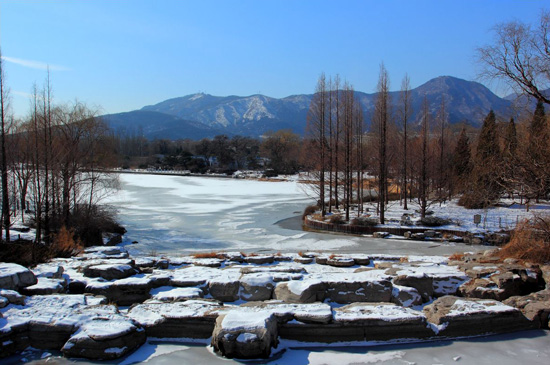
(329, 214, 345, 224)
(448, 252, 465, 261)
(499, 215, 550, 264)
(49, 226, 83, 258)
(302, 205, 319, 220)
(193, 251, 225, 259)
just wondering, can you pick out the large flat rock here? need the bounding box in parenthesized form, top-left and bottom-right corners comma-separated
(423, 295, 533, 337)
(127, 299, 222, 338)
(0, 263, 37, 291)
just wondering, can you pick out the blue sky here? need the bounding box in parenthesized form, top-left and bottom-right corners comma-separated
(0, 0, 547, 118)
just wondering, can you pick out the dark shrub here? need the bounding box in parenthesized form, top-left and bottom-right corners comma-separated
(302, 205, 319, 220)
(419, 216, 452, 227)
(329, 214, 345, 224)
(351, 217, 378, 227)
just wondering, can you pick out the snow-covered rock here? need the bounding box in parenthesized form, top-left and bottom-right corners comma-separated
(423, 295, 532, 337)
(211, 309, 278, 359)
(209, 279, 240, 302)
(21, 277, 66, 295)
(149, 286, 203, 302)
(391, 284, 423, 307)
(239, 273, 274, 301)
(61, 307, 146, 360)
(127, 299, 222, 338)
(83, 263, 138, 281)
(274, 279, 326, 303)
(0, 263, 37, 290)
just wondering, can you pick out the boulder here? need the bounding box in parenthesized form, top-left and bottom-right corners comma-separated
(391, 284, 423, 307)
(127, 300, 221, 338)
(209, 280, 240, 302)
(294, 257, 314, 264)
(326, 257, 355, 267)
(423, 295, 533, 337)
(240, 301, 333, 324)
(274, 280, 326, 303)
(0, 295, 108, 351)
(0, 289, 26, 305)
(83, 246, 129, 259)
(86, 276, 154, 306)
(393, 274, 433, 301)
(32, 264, 64, 279)
(83, 264, 138, 281)
(21, 277, 67, 295)
(244, 255, 274, 265)
(61, 307, 146, 360)
(0, 263, 37, 290)
(458, 278, 505, 300)
(190, 258, 224, 268)
(459, 271, 524, 301)
(155, 259, 170, 270)
(325, 278, 392, 303)
(333, 303, 433, 341)
(211, 310, 278, 359)
(504, 289, 550, 329)
(149, 286, 203, 302)
(373, 232, 390, 239)
(315, 256, 328, 265)
(239, 273, 274, 301)
(68, 280, 87, 294)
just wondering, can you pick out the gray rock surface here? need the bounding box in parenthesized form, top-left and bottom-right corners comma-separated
(0, 263, 37, 290)
(211, 310, 278, 359)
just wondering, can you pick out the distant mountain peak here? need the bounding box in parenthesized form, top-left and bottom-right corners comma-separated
(106, 76, 519, 140)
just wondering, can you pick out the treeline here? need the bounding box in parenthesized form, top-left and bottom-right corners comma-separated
(305, 67, 550, 223)
(111, 130, 302, 175)
(1, 55, 119, 253)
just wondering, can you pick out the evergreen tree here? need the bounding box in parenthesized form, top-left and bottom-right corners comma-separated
(476, 110, 500, 162)
(460, 110, 502, 208)
(452, 127, 471, 180)
(503, 117, 517, 158)
(525, 101, 549, 200)
(528, 101, 547, 161)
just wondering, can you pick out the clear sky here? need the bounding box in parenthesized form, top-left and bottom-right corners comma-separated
(0, 0, 547, 118)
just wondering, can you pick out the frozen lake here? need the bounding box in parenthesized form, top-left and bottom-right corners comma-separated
(108, 173, 488, 257)
(8, 173, 548, 365)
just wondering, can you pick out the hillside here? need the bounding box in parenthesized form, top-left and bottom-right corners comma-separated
(104, 76, 522, 140)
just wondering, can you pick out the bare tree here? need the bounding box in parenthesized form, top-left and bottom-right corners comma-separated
(398, 74, 411, 210)
(478, 10, 550, 104)
(373, 64, 391, 224)
(332, 75, 341, 210)
(419, 96, 430, 218)
(306, 73, 328, 215)
(0, 49, 11, 242)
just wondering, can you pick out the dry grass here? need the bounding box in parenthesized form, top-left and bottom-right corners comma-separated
(448, 252, 465, 261)
(193, 251, 225, 259)
(498, 215, 550, 264)
(399, 257, 409, 263)
(50, 226, 83, 258)
(329, 214, 345, 225)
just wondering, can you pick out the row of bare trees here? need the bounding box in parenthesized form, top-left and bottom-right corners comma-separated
(1, 52, 118, 248)
(305, 67, 550, 223)
(305, 73, 366, 221)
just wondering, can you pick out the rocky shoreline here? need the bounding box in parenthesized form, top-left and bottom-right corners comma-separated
(1, 246, 549, 360)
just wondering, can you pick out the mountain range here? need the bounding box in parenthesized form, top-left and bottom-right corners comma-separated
(102, 76, 533, 140)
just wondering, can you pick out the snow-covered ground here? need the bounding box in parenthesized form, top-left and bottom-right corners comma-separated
(320, 197, 549, 233)
(105, 174, 494, 257)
